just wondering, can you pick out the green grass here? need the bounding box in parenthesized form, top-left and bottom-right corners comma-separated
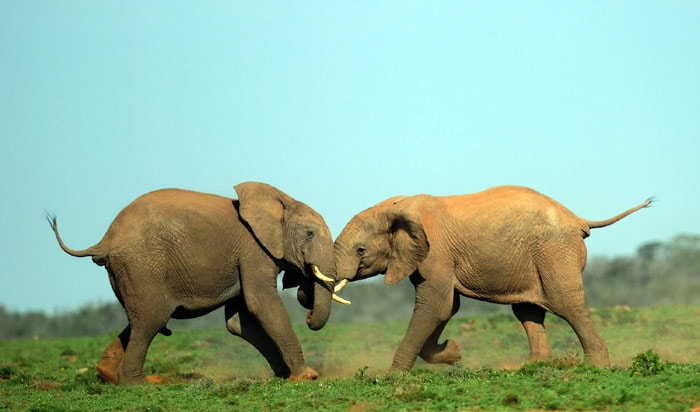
(2, 305, 699, 411)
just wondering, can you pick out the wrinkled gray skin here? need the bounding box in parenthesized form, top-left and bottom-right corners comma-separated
(334, 186, 651, 371)
(49, 182, 336, 384)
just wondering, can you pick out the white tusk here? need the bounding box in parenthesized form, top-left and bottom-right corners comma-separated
(334, 279, 349, 293)
(332, 293, 351, 305)
(312, 265, 334, 282)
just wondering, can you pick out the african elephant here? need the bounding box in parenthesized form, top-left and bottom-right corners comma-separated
(48, 182, 348, 384)
(333, 185, 651, 371)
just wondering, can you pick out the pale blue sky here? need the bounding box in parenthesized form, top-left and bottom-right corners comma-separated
(1, 2, 698, 312)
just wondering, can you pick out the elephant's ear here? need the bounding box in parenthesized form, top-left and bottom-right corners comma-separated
(234, 182, 290, 260)
(384, 207, 429, 285)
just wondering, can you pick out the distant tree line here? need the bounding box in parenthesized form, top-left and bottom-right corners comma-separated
(583, 234, 700, 307)
(2, 234, 698, 340)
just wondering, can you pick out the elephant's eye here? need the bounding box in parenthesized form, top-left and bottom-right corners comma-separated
(306, 230, 315, 240)
(357, 247, 366, 256)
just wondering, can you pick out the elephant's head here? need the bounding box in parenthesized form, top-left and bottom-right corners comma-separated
(334, 196, 430, 288)
(235, 182, 348, 330)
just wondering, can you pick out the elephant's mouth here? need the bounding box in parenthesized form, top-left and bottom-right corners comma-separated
(310, 264, 351, 305)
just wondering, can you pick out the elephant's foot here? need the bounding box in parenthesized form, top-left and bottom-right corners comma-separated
(288, 366, 318, 381)
(387, 365, 411, 374)
(96, 336, 125, 385)
(584, 350, 610, 367)
(528, 353, 553, 363)
(96, 362, 119, 385)
(116, 367, 148, 386)
(271, 363, 292, 379)
(527, 344, 553, 362)
(419, 339, 462, 365)
(528, 351, 553, 362)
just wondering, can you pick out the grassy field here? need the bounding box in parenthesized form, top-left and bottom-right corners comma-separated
(1, 305, 699, 411)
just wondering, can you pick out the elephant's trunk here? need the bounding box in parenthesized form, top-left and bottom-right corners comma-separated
(306, 271, 332, 331)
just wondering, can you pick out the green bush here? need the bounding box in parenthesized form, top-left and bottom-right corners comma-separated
(631, 349, 665, 376)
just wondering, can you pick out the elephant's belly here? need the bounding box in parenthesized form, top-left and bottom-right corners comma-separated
(455, 285, 535, 305)
(454, 265, 541, 304)
(172, 306, 218, 319)
(171, 282, 242, 319)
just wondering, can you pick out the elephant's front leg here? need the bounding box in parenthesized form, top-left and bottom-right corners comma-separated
(390, 279, 458, 371)
(241, 274, 317, 380)
(418, 290, 462, 365)
(225, 299, 290, 378)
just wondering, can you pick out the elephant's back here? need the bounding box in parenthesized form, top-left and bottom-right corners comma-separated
(440, 186, 582, 233)
(133, 188, 233, 209)
(465, 185, 559, 204)
(477, 186, 571, 209)
(442, 186, 568, 211)
(101, 188, 241, 246)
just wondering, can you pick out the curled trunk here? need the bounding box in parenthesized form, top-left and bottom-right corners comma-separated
(306, 277, 332, 330)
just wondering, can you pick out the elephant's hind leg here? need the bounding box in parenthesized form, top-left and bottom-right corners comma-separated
(96, 325, 168, 384)
(512, 303, 552, 362)
(116, 298, 173, 384)
(542, 265, 609, 367)
(116, 324, 164, 385)
(557, 307, 609, 367)
(96, 326, 130, 384)
(418, 290, 462, 365)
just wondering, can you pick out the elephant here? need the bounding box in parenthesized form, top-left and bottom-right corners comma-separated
(48, 182, 349, 384)
(333, 185, 651, 371)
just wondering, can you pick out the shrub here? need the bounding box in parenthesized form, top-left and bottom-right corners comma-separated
(631, 349, 665, 376)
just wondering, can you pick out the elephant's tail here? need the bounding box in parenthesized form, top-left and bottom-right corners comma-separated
(585, 197, 654, 229)
(46, 213, 107, 265)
